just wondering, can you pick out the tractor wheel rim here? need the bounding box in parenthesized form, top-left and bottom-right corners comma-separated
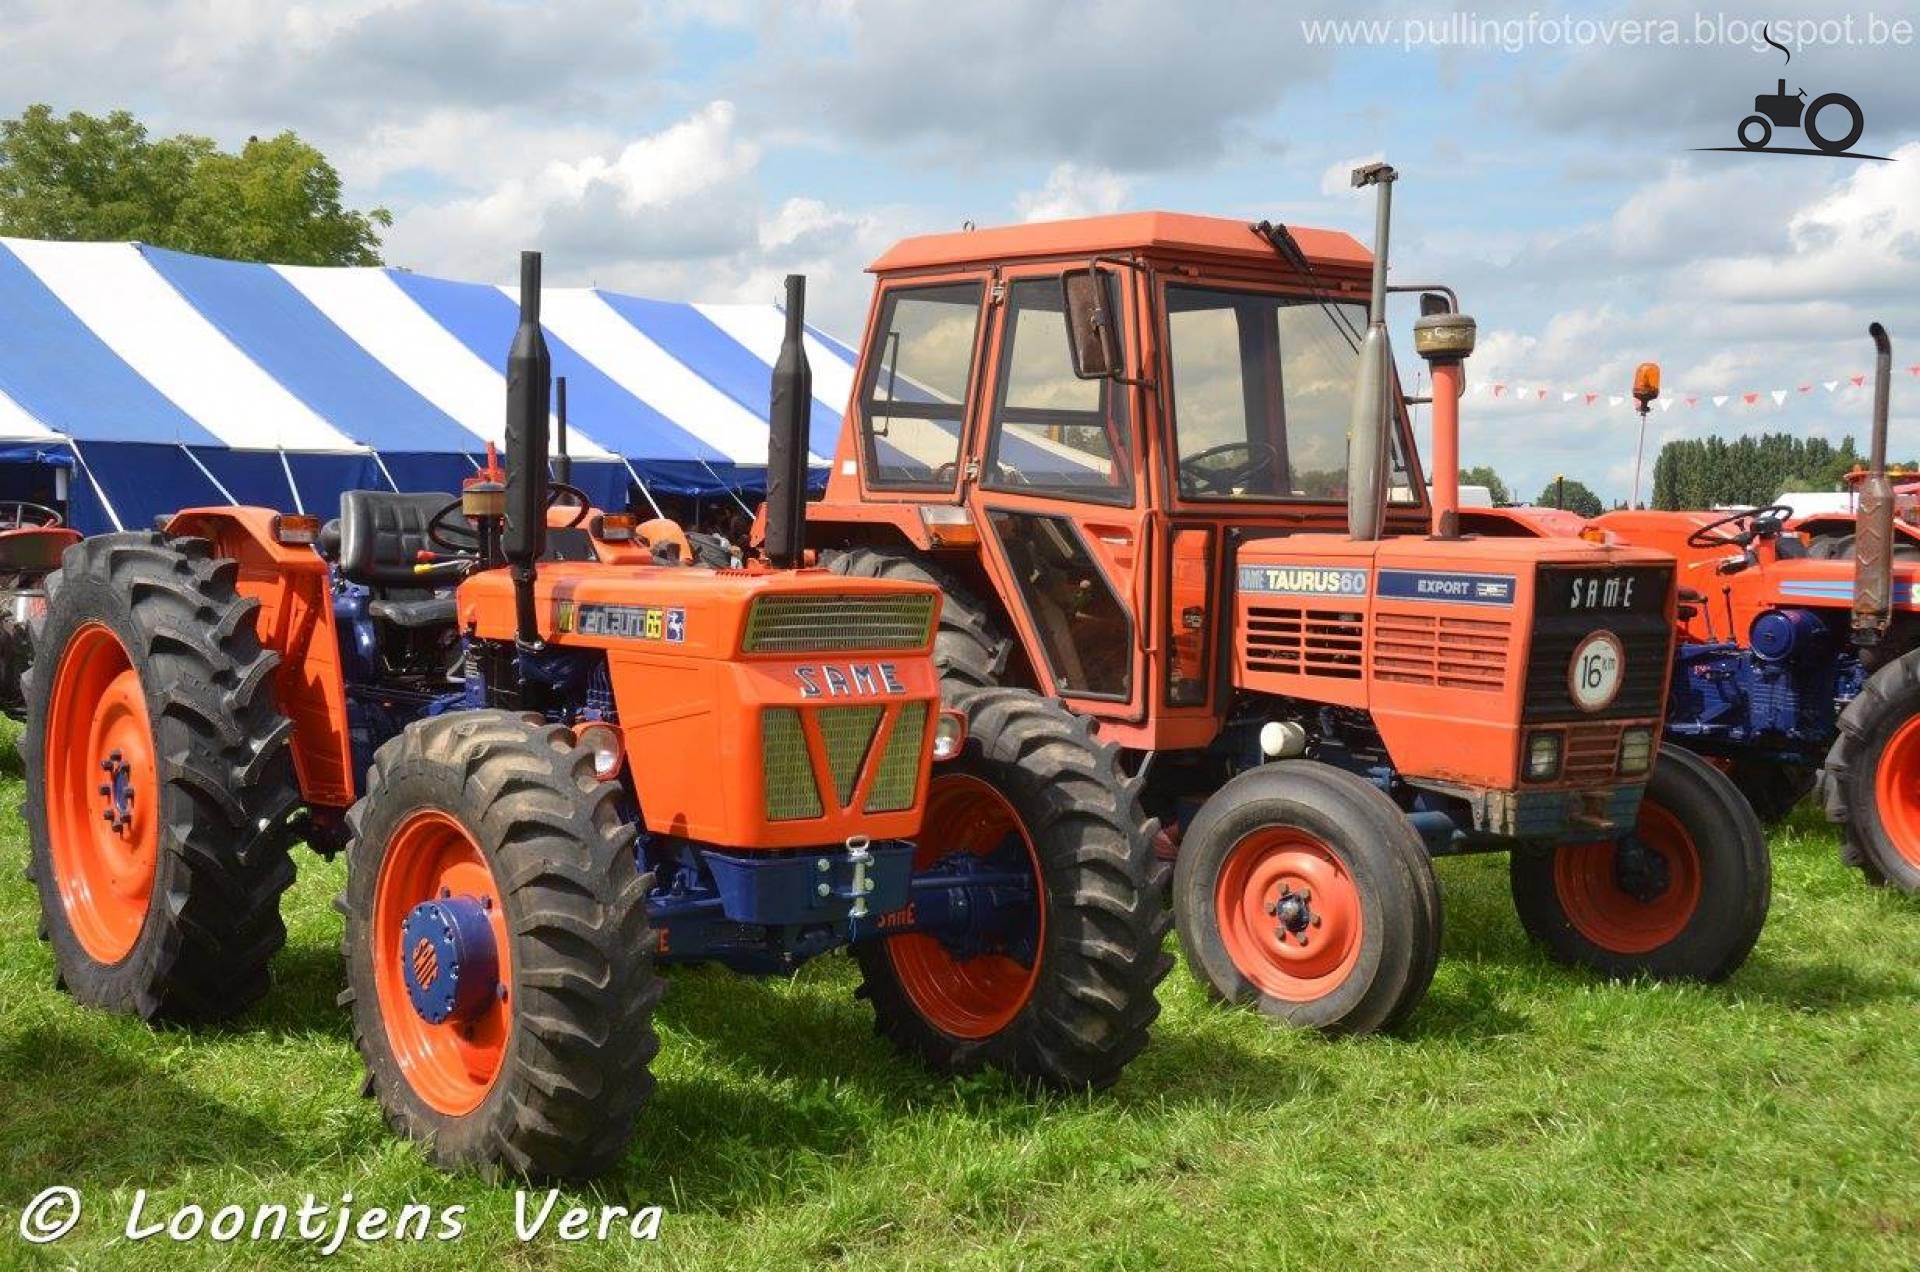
(372, 809, 512, 1116)
(1216, 828, 1363, 1002)
(1873, 715, 1920, 868)
(886, 773, 1045, 1039)
(1554, 803, 1702, 954)
(46, 623, 158, 963)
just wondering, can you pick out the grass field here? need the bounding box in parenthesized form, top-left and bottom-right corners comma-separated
(3, 725, 1917, 1270)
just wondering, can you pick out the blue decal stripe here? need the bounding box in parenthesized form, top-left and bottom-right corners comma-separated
(1377, 569, 1517, 606)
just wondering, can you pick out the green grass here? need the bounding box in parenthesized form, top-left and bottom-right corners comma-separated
(3, 730, 1917, 1270)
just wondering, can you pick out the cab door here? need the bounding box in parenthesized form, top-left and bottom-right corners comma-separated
(962, 266, 1152, 722)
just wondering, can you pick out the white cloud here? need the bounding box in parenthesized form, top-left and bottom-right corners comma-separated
(1014, 164, 1131, 222)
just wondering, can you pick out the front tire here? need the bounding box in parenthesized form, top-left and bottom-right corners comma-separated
(1173, 761, 1441, 1035)
(23, 533, 298, 1021)
(1511, 746, 1769, 981)
(1823, 648, 1920, 891)
(855, 686, 1171, 1089)
(340, 711, 661, 1178)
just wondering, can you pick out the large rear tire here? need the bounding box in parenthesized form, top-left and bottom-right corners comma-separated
(1173, 761, 1441, 1035)
(1512, 746, 1769, 981)
(340, 711, 661, 1179)
(854, 686, 1171, 1090)
(1823, 648, 1920, 891)
(22, 532, 298, 1021)
(822, 547, 1012, 690)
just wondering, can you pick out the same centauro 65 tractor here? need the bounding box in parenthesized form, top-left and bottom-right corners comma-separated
(803, 164, 1772, 1031)
(21, 255, 1170, 1178)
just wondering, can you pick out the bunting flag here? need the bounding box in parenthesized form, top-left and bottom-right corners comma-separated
(1456, 365, 1886, 413)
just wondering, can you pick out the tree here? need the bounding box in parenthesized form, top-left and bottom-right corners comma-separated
(1536, 476, 1604, 517)
(1649, 432, 1881, 509)
(1458, 465, 1511, 505)
(0, 105, 390, 266)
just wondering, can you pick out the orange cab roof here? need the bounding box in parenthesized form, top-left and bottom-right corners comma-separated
(869, 211, 1371, 274)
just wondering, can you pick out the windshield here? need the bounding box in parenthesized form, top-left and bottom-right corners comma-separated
(1165, 284, 1414, 503)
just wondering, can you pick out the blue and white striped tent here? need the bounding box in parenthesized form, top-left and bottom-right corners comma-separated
(0, 238, 861, 534)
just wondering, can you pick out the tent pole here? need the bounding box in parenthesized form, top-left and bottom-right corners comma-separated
(621, 458, 665, 518)
(369, 450, 401, 492)
(177, 444, 238, 505)
(65, 439, 124, 531)
(277, 449, 306, 514)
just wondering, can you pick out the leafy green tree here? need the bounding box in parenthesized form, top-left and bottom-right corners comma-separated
(1458, 465, 1511, 505)
(1536, 476, 1604, 517)
(1651, 432, 1874, 509)
(0, 105, 390, 266)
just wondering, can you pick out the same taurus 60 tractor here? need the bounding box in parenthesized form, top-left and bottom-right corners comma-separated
(803, 164, 1771, 1032)
(21, 254, 1169, 1178)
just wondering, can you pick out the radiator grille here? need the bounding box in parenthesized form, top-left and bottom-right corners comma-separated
(1562, 721, 1624, 784)
(1245, 606, 1365, 680)
(1372, 610, 1512, 692)
(743, 593, 935, 653)
(761, 703, 930, 821)
(761, 708, 824, 820)
(866, 702, 928, 813)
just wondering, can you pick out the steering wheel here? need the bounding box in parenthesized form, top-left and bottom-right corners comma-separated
(426, 484, 593, 553)
(0, 501, 63, 530)
(1685, 504, 1794, 549)
(1180, 441, 1279, 494)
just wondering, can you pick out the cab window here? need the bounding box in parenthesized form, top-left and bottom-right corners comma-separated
(1165, 284, 1417, 504)
(983, 278, 1131, 503)
(859, 282, 982, 489)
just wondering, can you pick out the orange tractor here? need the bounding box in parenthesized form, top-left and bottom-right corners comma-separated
(21, 255, 1169, 1178)
(801, 164, 1772, 1031)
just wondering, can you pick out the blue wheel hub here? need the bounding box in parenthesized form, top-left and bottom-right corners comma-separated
(399, 895, 500, 1025)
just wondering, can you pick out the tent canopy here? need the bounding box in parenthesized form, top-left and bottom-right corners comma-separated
(0, 238, 859, 534)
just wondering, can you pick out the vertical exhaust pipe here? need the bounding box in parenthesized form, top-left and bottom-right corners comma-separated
(1413, 291, 1475, 538)
(764, 273, 813, 569)
(1346, 163, 1397, 542)
(553, 374, 572, 489)
(1854, 322, 1894, 648)
(504, 250, 550, 649)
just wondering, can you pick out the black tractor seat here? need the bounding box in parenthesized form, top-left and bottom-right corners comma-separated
(335, 490, 459, 629)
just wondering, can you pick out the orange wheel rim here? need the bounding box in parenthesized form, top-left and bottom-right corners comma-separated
(1554, 803, 1702, 954)
(887, 773, 1045, 1039)
(1215, 828, 1364, 1002)
(45, 623, 159, 963)
(372, 810, 512, 1115)
(1873, 716, 1920, 868)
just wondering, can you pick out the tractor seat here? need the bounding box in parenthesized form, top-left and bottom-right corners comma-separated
(337, 491, 459, 629)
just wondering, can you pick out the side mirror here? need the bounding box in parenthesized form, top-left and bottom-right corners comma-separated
(1062, 268, 1121, 380)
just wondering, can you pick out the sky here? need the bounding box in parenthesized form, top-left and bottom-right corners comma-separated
(0, 0, 1915, 503)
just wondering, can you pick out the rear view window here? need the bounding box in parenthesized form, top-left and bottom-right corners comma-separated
(859, 283, 983, 488)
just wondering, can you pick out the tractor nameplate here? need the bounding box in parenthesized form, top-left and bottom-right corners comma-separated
(554, 601, 686, 643)
(1377, 569, 1516, 607)
(1237, 565, 1369, 597)
(794, 663, 908, 698)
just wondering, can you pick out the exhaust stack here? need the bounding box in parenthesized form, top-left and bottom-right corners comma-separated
(503, 250, 550, 648)
(553, 375, 572, 488)
(1853, 322, 1895, 648)
(764, 273, 813, 569)
(1345, 162, 1397, 542)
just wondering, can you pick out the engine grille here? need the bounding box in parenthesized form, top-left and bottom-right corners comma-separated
(1372, 610, 1511, 692)
(1524, 564, 1674, 721)
(743, 593, 935, 654)
(1245, 606, 1365, 680)
(1561, 720, 1625, 784)
(761, 703, 930, 821)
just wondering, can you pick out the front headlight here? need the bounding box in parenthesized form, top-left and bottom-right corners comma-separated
(1525, 731, 1563, 782)
(1618, 726, 1655, 777)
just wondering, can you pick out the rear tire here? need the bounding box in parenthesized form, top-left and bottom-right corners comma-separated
(1823, 648, 1920, 891)
(1511, 746, 1769, 981)
(340, 711, 661, 1179)
(854, 686, 1171, 1090)
(22, 532, 298, 1021)
(822, 547, 1012, 690)
(1173, 761, 1441, 1035)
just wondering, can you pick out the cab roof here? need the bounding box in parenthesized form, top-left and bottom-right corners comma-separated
(868, 211, 1371, 275)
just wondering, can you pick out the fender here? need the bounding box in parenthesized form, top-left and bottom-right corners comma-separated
(164, 507, 356, 808)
